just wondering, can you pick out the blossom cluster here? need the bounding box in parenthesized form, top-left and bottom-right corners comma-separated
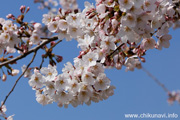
(43, 0, 180, 72)
(0, 6, 50, 78)
(24, 0, 180, 107)
(1, 0, 179, 108)
(0, 18, 20, 55)
(34, 0, 59, 14)
(28, 64, 115, 107)
(0, 5, 48, 56)
(34, 0, 78, 15)
(59, 0, 78, 10)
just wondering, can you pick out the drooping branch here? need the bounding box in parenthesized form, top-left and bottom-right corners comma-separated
(142, 67, 169, 93)
(0, 36, 59, 68)
(0, 51, 37, 109)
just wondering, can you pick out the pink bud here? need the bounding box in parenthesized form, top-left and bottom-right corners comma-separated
(2, 73, 7, 82)
(26, 7, 30, 13)
(55, 55, 63, 63)
(114, 12, 119, 16)
(115, 63, 122, 70)
(140, 57, 146, 63)
(6, 14, 13, 19)
(55, 17, 60, 21)
(80, 51, 86, 56)
(12, 17, 16, 20)
(78, 55, 82, 58)
(109, 0, 113, 3)
(20, 5, 26, 14)
(59, 8, 62, 13)
(51, 41, 56, 46)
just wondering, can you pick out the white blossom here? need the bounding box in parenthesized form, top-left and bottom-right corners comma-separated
(94, 73, 110, 91)
(41, 64, 58, 81)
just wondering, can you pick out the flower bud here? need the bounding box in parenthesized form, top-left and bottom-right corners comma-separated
(51, 41, 56, 47)
(8, 56, 14, 58)
(59, 8, 62, 14)
(2, 73, 7, 82)
(115, 63, 122, 70)
(12, 69, 20, 76)
(55, 55, 63, 63)
(20, 5, 26, 14)
(140, 57, 146, 63)
(6, 14, 14, 19)
(26, 7, 30, 13)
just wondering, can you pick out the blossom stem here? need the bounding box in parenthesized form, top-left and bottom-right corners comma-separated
(49, 40, 62, 51)
(39, 56, 45, 69)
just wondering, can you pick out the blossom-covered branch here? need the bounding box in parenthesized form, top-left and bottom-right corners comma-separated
(23, 0, 180, 108)
(0, 36, 59, 68)
(0, 1, 180, 118)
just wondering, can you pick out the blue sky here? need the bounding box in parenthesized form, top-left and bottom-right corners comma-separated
(0, 0, 180, 120)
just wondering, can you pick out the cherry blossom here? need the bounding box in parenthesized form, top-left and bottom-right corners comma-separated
(1, 0, 180, 112)
(21, 0, 180, 108)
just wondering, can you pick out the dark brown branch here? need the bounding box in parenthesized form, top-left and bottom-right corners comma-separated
(0, 36, 59, 68)
(142, 67, 169, 93)
(107, 43, 125, 58)
(0, 51, 37, 109)
(39, 56, 45, 69)
(14, 45, 23, 52)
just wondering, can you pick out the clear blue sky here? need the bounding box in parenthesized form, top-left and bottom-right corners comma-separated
(0, 0, 180, 120)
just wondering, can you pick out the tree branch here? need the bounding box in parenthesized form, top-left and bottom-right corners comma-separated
(49, 40, 62, 51)
(0, 51, 37, 109)
(39, 56, 45, 69)
(142, 67, 169, 93)
(39, 39, 62, 69)
(107, 43, 125, 58)
(0, 36, 59, 68)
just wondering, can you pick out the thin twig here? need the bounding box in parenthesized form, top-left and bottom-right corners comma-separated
(0, 51, 37, 109)
(39, 40, 62, 69)
(49, 40, 62, 51)
(0, 36, 59, 68)
(39, 56, 44, 69)
(14, 45, 23, 52)
(142, 66, 169, 93)
(107, 43, 125, 58)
